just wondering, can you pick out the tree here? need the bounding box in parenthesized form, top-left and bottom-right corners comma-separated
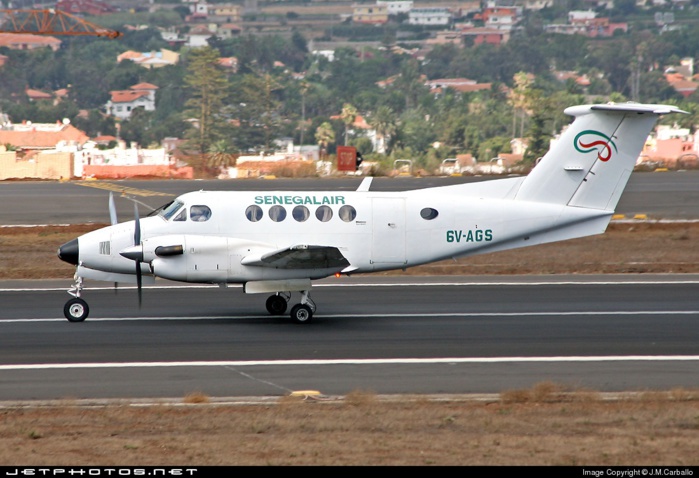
(207, 139, 237, 175)
(510, 71, 533, 139)
(368, 105, 397, 155)
(340, 103, 358, 146)
(183, 47, 229, 155)
(315, 121, 335, 160)
(227, 72, 283, 152)
(523, 92, 552, 165)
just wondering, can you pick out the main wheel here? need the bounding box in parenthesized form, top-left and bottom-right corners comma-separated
(266, 294, 287, 315)
(290, 304, 313, 324)
(64, 297, 89, 322)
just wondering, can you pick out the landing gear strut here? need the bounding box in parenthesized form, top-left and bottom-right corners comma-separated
(64, 275, 89, 322)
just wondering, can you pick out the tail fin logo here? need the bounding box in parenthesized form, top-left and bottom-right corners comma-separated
(574, 130, 618, 162)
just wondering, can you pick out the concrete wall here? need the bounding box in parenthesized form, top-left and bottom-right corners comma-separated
(0, 151, 72, 180)
(83, 164, 193, 179)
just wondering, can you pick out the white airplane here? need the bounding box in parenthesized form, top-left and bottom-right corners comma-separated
(57, 102, 685, 323)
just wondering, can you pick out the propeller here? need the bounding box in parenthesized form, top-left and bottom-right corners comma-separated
(133, 202, 142, 307)
(109, 192, 118, 292)
(108, 192, 118, 226)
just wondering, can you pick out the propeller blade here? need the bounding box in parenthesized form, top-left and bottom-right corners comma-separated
(109, 192, 118, 225)
(133, 202, 142, 308)
(136, 263, 142, 308)
(133, 203, 141, 246)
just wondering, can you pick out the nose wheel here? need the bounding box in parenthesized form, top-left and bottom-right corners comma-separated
(64, 273, 89, 322)
(64, 297, 89, 322)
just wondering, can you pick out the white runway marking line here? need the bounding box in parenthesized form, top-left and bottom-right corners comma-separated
(3, 277, 699, 293)
(2, 310, 699, 323)
(2, 356, 699, 371)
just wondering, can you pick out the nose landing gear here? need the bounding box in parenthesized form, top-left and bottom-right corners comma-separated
(64, 275, 89, 322)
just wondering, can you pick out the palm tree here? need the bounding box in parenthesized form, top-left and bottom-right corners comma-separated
(315, 121, 335, 161)
(509, 71, 533, 140)
(207, 140, 236, 176)
(369, 105, 397, 155)
(340, 103, 358, 146)
(299, 80, 310, 147)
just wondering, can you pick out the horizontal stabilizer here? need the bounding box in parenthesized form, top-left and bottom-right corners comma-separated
(241, 245, 350, 270)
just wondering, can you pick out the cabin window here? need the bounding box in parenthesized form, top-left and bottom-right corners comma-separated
(420, 208, 439, 220)
(293, 205, 310, 222)
(269, 205, 287, 222)
(245, 205, 263, 222)
(190, 205, 212, 222)
(339, 205, 356, 222)
(315, 205, 333, 222)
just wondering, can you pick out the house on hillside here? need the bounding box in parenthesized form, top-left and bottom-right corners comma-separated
(352, 4, 389, 24)
(25, 88, 53, 102)
(0, 120, 89, 152)
(55, 0, 117, 15)
(544, 10, 627, 37)
(408, 7, 453, 26)
(117, 49, 180, 69)
(0, 33, 61, 51)
(425, 78, 492, 95)
(105, 83, 158, 120)
(458, 26, 510, 45)
(664, 59, 698, 97)
(376, 1, 413, 14)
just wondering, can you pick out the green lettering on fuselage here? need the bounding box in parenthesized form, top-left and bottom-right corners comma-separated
(254, 195, 346, 205)
(446, 229, 493, 243)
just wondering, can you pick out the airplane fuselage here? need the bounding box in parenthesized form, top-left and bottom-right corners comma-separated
(74, 182, 610, 285)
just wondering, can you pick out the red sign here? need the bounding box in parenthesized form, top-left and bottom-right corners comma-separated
(336, 146, 357, 171)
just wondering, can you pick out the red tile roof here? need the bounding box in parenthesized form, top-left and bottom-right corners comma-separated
(130, 82, 158, 90)
(25, 88, 52, 100)
(109, 90, 151, 103)
(0, 124, 89, 149)
(0, 33, 61, 49)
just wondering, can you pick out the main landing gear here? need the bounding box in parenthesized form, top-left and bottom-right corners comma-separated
(265, 290, 316, 324)
(64, 276, 89, 322)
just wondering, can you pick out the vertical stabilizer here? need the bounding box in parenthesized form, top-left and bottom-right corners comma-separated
(515, 103, 686, 210)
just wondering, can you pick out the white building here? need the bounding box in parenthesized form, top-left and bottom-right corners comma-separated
(376, 1, 413, 14)
(74, 141, 173, 178)
(105, 83, 158, 120)
(408, 7, 453, 26)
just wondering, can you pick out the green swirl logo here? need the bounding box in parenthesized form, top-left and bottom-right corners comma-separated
(574, 130, 618, 162)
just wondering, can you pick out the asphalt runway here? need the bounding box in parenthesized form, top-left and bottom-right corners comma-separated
(0, 275, 698, 401)
(0, 173, 698, 401)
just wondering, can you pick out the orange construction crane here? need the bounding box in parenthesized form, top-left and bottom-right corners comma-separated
(0, 9, 122, 39)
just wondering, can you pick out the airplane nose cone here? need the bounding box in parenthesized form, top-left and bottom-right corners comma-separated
(57, 238, 79, 265)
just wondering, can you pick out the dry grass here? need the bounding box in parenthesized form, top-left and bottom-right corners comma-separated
(2, 222, 699, 465)
(1, 386, 699, 465)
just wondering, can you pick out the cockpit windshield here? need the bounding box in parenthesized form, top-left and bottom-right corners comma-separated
(158, 200, 185, 220)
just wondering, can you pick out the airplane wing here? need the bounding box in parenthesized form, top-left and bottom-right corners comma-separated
(240, 245, 350, 269)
